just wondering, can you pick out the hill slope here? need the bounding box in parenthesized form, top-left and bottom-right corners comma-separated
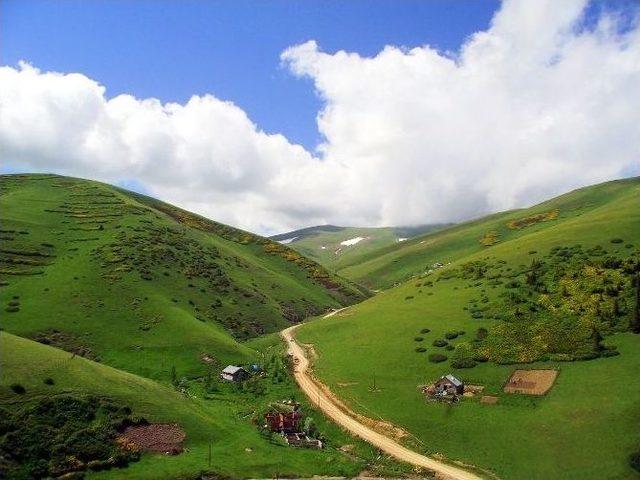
(0, 332, 394, 479)
(271, 224, 445, 272)
(297, 176, 640, 480)
(337, 178, 639, 289)
(0, 174, 367, 381)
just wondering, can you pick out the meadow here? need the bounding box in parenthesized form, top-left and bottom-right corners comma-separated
(297, 177, 640, 479)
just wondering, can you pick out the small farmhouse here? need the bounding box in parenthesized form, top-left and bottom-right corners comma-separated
(434, 374, 464, 395)
(220, 365, 249, 382)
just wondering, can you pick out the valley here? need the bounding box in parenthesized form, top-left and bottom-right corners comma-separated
(1, 174, 639, 479)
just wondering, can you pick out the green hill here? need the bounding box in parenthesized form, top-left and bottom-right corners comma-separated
(296, 177, 640, 480)
(0, 174, 366, 381)
(0, 332, 398, 479)
(336, 177, 640, 290)
(271, 224, 445, 272)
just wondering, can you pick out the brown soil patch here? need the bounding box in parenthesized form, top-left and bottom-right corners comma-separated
(480, 395, 498, 405)
(120, 423, 186, 455)
(504, 369, 558, 395)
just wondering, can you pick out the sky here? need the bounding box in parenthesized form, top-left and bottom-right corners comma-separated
(1, 0, 639, 235)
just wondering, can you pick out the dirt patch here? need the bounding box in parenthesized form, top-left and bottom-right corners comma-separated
(120, 423, 186, 455)
(480, 395, 499, 405)
(504, 369, 558, 395)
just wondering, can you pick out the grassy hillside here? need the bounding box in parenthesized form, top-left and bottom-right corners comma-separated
(297, 177, 640, 479)
(338, 178, 639, 289)
(0, 174, 366, 382)
(0, 332, 405, 479)
(271, 224, 445, 272)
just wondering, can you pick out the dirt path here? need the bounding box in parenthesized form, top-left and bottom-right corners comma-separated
(281, 323, 483, 480)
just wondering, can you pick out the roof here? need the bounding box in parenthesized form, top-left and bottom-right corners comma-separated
(222, 365, 245, 375)
(441, 374, 463, 387)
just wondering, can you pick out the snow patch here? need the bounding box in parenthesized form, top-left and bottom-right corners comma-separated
(278, 236, 298, 244)
(340, 237, 365, 246)
(397, 237, 407, 242)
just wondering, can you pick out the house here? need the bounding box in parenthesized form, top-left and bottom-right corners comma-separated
(264, 411, 301, 434)
(434, 374, 464, 395)
(220, 365, 249, 382)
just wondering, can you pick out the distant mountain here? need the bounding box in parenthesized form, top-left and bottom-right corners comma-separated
(270, 224, 448, 271)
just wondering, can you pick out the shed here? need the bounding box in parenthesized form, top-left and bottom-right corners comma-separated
(434, 374, 464, 395)
(220, 365, 249, 382)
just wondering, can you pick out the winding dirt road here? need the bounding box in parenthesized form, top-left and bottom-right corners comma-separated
(281, 321, 482, 480)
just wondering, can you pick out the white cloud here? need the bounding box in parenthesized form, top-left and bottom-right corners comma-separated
(1, 0, 639, 234)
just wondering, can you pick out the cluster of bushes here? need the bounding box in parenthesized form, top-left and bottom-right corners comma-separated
(0, 396, 142, 479)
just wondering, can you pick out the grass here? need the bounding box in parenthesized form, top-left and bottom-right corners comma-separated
(0, 174, 366, 383)
(0, 332, 407, 479)
(297, 177, 640, 479)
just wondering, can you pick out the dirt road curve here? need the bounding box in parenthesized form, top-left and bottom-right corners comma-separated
(281, 322, 483, 480)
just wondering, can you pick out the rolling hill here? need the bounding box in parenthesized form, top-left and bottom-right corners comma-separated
(334, 177, 640, 289)
(296, 176, 640, 480)
(0, 173, 366, 381)
(0, 174, 402, 480)
(271, 224, 446, 272)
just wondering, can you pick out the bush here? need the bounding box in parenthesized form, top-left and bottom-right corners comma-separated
(5, 306, 19, 313)
(420, 328, 431, 334)
(444, 331, 459, 340)
(432, 339, 448, 347)
(476, 327, 488, 340)
(445, 344, 455, 351)
(10, 383, 25, 394)
(473, 354, 489, 363)
(43, 377, 55, 385)
(610, 238, 624, 244)
(415, 347, 426, 353)
(630, 451, 640, 473)
(428, 353, 448, 363)
(451, 358, 476, 369)
(405, 296, 414, 300)
(600, 350, 620, 358)
(457, 330, 466, 336)
(414, 336, 424, 342)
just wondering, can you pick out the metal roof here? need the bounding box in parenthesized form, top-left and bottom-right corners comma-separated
(222, 365, 245, 374)
(443, 374, 463, 387)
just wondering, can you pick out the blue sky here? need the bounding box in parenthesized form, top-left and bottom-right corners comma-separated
(1, 1, 638, 234)
(1, 0, 499, 150)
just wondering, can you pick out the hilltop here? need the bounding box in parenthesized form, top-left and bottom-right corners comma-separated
(296, 176, 640, 479)
(271, 224, 445, 272)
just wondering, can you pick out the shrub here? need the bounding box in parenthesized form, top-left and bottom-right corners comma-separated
(473, 354, 489, 362)
(428, 353, 448, 363)
(415, 347, 426, 353)
(420, 328, 431, 334)
(405, 296, 414, 300)
(444, 331, 459, 340)
(10, 383, 25, 394)
(600, 350, 620, 358)
(8, 301, 19, 307)
(476, 327, 489, 340)
(630, 451, 640, 473)
(5, 306, 19, 313)
(432, 339, 448, 347)
(414, 336, 424, 342)
(451, 358, 476, 369)
(445, 344, 455, 351)
(610, 238, 624, 244)
(43, 377, 55, 385)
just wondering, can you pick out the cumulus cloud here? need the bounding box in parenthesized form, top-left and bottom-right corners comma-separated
(1, 0, 639, 234)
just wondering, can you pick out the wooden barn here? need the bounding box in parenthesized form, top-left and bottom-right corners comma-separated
(220, 365, 249, 382)
(434, 374, 464, 395)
